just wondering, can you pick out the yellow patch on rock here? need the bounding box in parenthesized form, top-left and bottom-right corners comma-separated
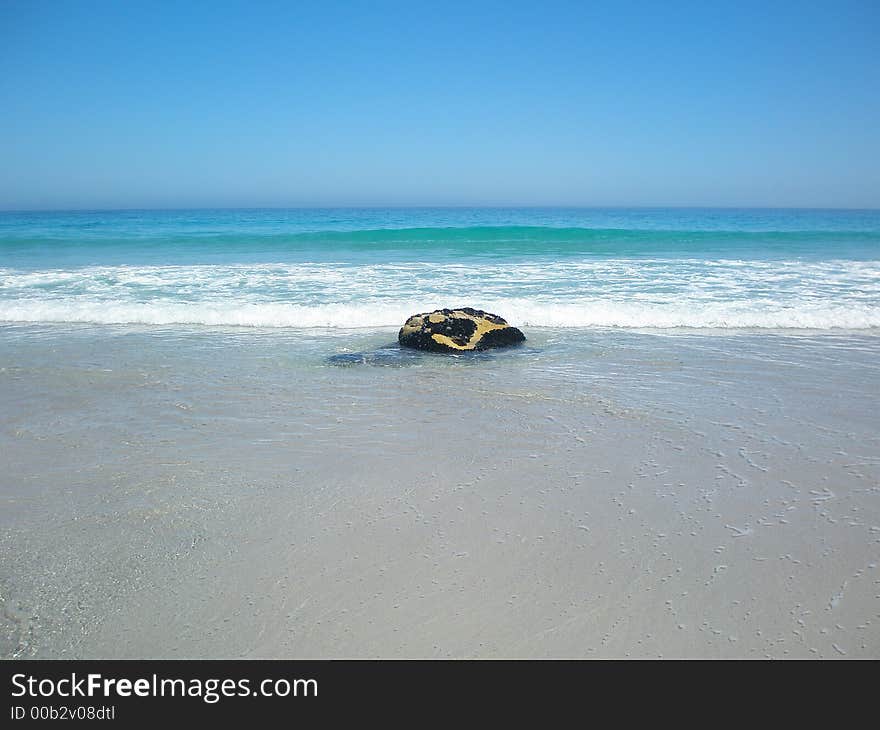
(430, 315, 507, 350)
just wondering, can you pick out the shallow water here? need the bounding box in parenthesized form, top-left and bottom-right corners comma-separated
(2, 324, 878, 658)
(3, 207, 878, 657)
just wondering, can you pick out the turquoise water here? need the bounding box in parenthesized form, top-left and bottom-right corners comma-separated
(1, 208, 879, 329)
(3, 209, 880, 659)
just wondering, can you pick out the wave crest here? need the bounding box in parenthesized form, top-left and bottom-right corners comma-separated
(1, 299, 877, 330)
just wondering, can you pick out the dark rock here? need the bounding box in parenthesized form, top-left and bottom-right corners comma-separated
(398, 307, 525, 353)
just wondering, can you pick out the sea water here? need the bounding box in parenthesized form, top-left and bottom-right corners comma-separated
(2, 208, 879, 659)
(1, 207, 879, 331)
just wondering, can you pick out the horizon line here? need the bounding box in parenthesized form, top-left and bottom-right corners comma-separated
(2, 204, 880, 214)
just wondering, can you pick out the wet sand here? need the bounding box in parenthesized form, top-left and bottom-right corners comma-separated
(1, 325, 879, 658)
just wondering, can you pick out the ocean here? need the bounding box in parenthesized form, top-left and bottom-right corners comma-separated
(2, 208, 879, 659)
(2, 207, 879, 330)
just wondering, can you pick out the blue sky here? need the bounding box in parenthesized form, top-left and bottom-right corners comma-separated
(1, 0, 877, 209)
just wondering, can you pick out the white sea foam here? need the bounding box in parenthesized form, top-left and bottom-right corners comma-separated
(1, 298, 878, 330)
(1, 259, 879, 330)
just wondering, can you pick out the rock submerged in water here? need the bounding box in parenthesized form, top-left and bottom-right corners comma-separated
(398, 307, 525, 353)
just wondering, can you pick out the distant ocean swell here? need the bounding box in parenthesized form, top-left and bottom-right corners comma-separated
(3, 226, 880, 256)
(2, 258, 878, 330)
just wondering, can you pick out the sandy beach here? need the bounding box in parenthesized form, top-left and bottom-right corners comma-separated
(2, 324, 878, 658)
(2, 8, 879, 718)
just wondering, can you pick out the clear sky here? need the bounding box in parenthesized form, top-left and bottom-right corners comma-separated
(1, 0, 877, 210)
